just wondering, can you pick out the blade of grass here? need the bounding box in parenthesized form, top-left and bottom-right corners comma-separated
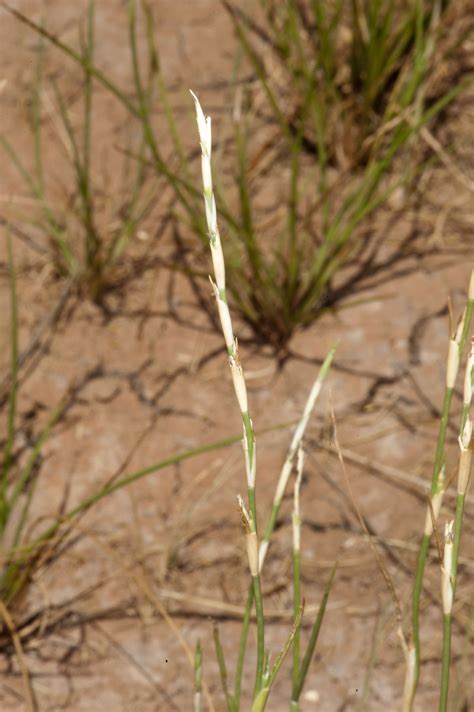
(213, 624, 235, 712)
(31, 18, 45, 195)
(9, 399, 67, 549)
(291, 446, 304, 711)
(0, 236, 18, 532)
(252, 605, 304, 712)
(194, 639, 203, 712)
(292, 561, 338, 703)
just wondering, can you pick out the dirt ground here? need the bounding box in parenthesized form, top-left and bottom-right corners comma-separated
(0, 2, 473, 711)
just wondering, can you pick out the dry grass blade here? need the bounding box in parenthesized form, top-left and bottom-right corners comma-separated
(0, 599, 36, 712)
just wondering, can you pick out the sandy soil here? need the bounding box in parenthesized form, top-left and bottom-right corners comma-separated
(0, 2, 473, 711)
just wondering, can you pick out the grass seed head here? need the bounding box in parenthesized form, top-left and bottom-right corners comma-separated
(424, 465, 446, 536)
(237, 495, 259, 576)
(229, 350, 248, 414)
(458, 419, 473, 496)
(441, 520, 454, 615)
(242, 424, 256, 488)
(209, 277, 234, 352)
(463, 341, 474, 406)
(190, 90, 212, 158)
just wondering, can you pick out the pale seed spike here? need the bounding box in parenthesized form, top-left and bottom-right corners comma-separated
(441, 521, 454, 615)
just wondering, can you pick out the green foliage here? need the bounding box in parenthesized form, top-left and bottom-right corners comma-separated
(220, 0, 471, 348)
(247, 0, 447, 165)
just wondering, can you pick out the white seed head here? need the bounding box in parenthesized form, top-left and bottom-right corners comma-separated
(463, 344, 474, 406)
(446, 338, 460, 388)
(204, 193, 218, 237)
(190, 90, 211, 157)
(237, 494, 252, 530)
(458, 420, 473, 496)
(230, 353, 248, 414)
(441, 520, 454, 615)
(211, 231, 226, 291)
(469, 269, 474, 300)
(201, 154, 212, 195)
(258, 539, 269, 571)
(210, 278, 234, 352)
(242, 425, 256, 488)
(246, 530, 259, 577)
(237, 495, 258, 576)
(460, 419, 473, 451)
(424, 465, 445, 536)
(454, 309, 466, 345)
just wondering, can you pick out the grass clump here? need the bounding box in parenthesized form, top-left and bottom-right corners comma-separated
(1, 3, 152, 302)
(227, 0, 460, 167)
(5, 1, 471, 349)
(220, 0, 472, 348)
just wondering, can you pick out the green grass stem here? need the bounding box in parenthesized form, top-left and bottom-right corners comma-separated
(292, 561, 338, 703)
(194, 639, 203, 712)
(213, 625, 234, 712)
(439, 614, 452, 712)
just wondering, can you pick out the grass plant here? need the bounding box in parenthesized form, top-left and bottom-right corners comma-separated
(1, 2, 152, 301)
(219, 0, 472, 346)
(225, 0, 456, 165)
(405, 271, 474, 711)
(192, 90, 338, 711)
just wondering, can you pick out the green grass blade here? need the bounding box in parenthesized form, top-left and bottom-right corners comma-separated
(51, 77, 100, 272)
(251, 606, 304, 712)
(32, 19, 45, 193)
(213, 624, 235, 712)
(194, 639, 203, 712)
(0, 237, 19, 531)
(293, 561, 338, 702)
(8, 399, 66, 548)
